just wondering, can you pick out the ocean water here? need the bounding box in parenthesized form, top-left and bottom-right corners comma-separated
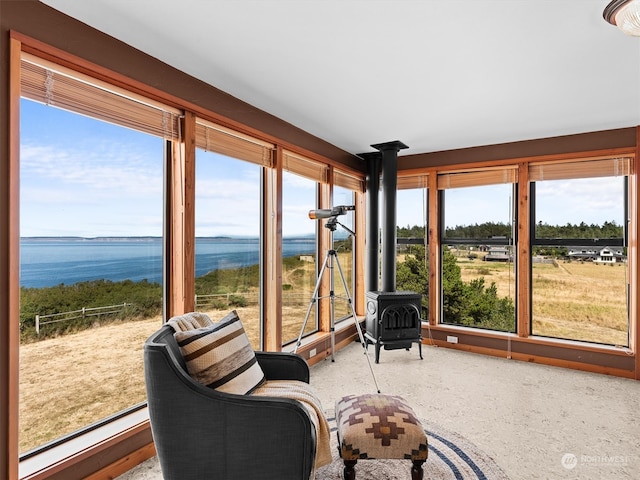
(19, 237, 316, 288)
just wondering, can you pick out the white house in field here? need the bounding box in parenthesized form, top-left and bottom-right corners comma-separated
(567, 247, 626, 264)
(595, 247, 626, 264)
(483, 247, 513, 262)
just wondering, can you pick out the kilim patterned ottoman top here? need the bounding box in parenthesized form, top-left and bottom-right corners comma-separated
(335, 393, 428, 461)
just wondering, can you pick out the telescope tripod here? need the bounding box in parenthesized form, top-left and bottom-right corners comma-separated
(293, 248, 380, 393)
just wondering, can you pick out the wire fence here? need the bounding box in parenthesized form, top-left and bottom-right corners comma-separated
(34, 303, 130, 335)
(194, 292, 321, 309)
(33, 292, 322, 334)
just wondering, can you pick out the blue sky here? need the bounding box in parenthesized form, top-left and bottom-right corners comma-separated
(20, 99, 624, 238)
(21, 99, 164, 237)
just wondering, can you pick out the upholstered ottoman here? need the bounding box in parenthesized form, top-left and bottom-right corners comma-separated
(335, 393, 428, 480)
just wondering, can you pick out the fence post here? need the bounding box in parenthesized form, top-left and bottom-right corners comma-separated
(35, 315, 40, 335)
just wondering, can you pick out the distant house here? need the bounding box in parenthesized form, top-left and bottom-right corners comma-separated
(595, 247, 626, 264)
(567, 248, 598, 261)
(484, 247, 512, 262)
(567, 247, 626, 263)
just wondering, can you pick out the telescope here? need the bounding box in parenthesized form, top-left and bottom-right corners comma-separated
(308, 205, 355, 220)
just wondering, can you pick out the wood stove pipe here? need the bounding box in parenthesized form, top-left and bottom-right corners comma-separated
(371, 141, 408, 293)
(360, 151, 382, 293)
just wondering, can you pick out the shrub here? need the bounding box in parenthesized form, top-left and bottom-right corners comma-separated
(397, 246, 515, 332)
(19, 279, 162, 341)
(228, 295, 247, 307)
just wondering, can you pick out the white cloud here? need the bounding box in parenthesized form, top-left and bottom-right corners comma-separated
(535, 177, 624, 225)
(21, 142, 162, 198)
(20, 141, 164, 236)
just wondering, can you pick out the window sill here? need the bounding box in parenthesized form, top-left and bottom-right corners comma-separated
(427, 323, 634, 355)
(20, 407, 152, 480)
(425, 324, 636, 378)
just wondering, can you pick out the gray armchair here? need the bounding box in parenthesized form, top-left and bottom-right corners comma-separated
(144, 324, 317, 480)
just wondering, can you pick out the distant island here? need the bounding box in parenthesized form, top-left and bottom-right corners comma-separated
(20, 235, 317, 242)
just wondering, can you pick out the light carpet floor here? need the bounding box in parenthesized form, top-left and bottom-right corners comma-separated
(123, 410, 508, 480)
(119, 341, 640, 480)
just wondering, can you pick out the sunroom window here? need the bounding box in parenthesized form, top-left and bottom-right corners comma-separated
(529, 158, 631, 346)
(194, 119, 274, 350)
(439, 169, 517, 332)
(19, 54, 179, 454)
(281, 151, 326, 345)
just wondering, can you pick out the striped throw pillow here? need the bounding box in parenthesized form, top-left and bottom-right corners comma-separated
(174, 311, 265, 394)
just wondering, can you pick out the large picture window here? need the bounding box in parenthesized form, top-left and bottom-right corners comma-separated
(194, 119, 273, 350)
(19, 54, 177, 454)
(530, 158, 631, 346)
(280, 151, 327, 345)
(439, 170, 517, 332)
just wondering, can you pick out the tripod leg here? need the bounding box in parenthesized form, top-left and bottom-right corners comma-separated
(293, 252, 330, 353)
(328, 253, 336, 362)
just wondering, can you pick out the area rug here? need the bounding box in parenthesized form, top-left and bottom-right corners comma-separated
(118, 412, 509, 480)
(316, 411, 510, 480)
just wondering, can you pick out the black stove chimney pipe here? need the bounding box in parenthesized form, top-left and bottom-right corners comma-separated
(371, 140, 408, 293)
(359, 151, 382, 294)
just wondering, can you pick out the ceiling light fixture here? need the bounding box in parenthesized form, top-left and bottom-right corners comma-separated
(603, 0, 640, 36)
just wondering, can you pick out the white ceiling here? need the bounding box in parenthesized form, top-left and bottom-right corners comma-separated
(42, 0, 640, 157)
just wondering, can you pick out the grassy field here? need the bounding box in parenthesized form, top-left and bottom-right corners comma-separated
(18, 253, 629, 452)
(18, 305, 311, 453)
(529, 261, 628, 345)
(457, 257, 629, 346)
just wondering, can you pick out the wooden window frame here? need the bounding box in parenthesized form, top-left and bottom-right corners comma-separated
(528, 156, 633, 347)
(438, 169, 518, 332)
(14, 41, 184, 480)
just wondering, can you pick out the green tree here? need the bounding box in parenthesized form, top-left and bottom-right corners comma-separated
(441, 248, 467, 324)
(396, 242, 516, 332)
(396, 245, 429, 313)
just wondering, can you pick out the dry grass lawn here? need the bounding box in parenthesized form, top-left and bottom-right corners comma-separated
(18, 304, 317, 453)
(458, 258, 628, 345)
(530, 261, 628, 345)
(20, 316, 160, 452)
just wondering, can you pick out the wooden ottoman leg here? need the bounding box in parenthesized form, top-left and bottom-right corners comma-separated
(343, 459, 357, 480)
(411, 459, 425, 480)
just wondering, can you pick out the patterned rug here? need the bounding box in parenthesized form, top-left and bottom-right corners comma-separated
(118, 412, 510, 480)
(316, 411, 510, 480)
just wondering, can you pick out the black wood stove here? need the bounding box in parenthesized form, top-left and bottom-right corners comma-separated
(362, 141, 424, 363)
(364, 291, 423, 363)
